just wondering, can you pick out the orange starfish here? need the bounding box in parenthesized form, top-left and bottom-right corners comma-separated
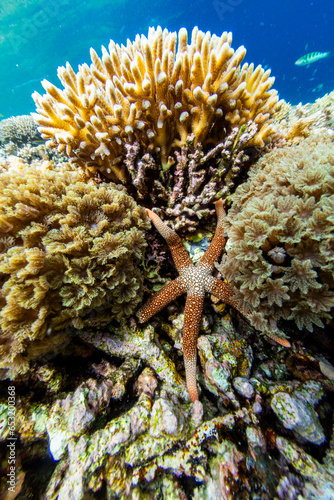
(137, 200, 246, 402)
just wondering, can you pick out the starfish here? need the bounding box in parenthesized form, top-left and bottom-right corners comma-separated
(137, 200, 247, 402)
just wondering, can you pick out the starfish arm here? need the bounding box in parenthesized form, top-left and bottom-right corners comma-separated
(137, 277, 186, 323)
(198, 226, 226, 270)
(209, 277, 247, 318)
(215, 199, 226, 228)
(146, 209, 193, 271)
(199, 200, 226, 270)
(183, 292, 204, 402)
(265, 331, 291, 348)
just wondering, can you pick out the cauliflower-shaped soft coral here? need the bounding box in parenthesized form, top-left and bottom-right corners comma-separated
(217, 133, 334, 336)
(0, 157, 149, 378)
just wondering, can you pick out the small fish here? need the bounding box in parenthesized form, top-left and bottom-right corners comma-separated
(312, 83, 324, 93)
(12, 78, 42, 90)
(295, 51, 331, 66)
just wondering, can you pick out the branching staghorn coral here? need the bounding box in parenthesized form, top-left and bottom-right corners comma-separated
(32, 26, 281, 189)
(124, 125, 261, 232)
(216, 133, 334, 340)
(124, 128, 277, 236)
(0, 115, 57, 169)
(0, 115, 41, 146)
(0, 157, 149, 378)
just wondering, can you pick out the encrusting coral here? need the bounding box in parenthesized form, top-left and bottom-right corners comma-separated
(216, 133, 334, 338)
(0, 156, 149, 378)
(32, 26, 281, 229)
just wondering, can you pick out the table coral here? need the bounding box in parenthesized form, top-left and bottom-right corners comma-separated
(32, 26, 280, 189)
(0, 157, 149, 378)
(217, 132, 334, 339)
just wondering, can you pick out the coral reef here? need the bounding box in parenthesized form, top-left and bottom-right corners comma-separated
(1, 25, 334, 500)
(276, 90, 334, 144)
(0, 140, 67, 166)
(0, 156, 148, 378)
(0, 115, 66, 168)
(217, 133, 334, 338)
(32, 26, 281, 229)
(0, 115, 41, 146)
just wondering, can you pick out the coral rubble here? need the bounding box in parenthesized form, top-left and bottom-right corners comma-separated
(217, 133, 334, 338)
(0, 157, 148, 378)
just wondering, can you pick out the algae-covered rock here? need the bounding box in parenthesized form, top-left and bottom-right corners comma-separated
(1, 308, 333, 499)
(80, 321, 189, 400)
(276, 437, 334, 498)
(233, 376, 255, 399)
(271, 383, 325, 445)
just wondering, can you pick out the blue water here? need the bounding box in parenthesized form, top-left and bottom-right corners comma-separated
(0, 0, 333, 119)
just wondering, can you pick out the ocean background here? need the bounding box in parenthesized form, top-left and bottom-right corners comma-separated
(0, 0, 333, 119)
